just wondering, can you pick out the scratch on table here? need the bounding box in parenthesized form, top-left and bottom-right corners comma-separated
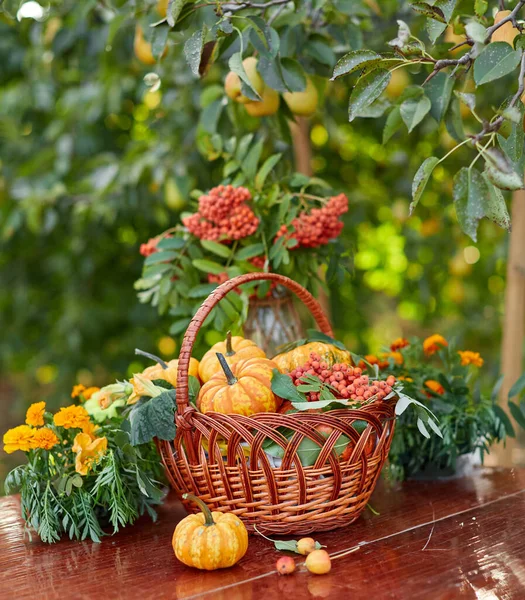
(422, 502, 435, 551)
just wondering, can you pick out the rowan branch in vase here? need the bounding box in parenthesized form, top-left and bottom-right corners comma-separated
(135, 172, 351, 337)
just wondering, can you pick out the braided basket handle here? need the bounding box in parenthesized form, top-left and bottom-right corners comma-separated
(175, 273, 334, 413)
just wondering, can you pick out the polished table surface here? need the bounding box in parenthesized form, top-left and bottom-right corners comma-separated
(2, 467, 525, 599)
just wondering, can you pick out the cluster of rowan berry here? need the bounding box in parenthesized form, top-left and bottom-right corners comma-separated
(288, 352, 396, 403)
(276, 193, 349, 249)
(139, 234, 172, 257)
(183, 185, 259, 241)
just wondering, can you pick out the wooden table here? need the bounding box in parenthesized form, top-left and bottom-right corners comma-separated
(2, 467, 525, 599)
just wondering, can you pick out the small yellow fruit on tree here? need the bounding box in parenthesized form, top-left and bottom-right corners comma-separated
(244, 87, 280, 117)
(134, 26, 167, 65)
(157, 0, 169, 17)
(283, 77, 319, 116)
(491, 10, 520, 46)
(224, 57, 265, 104)
(385, 69, 409, 99)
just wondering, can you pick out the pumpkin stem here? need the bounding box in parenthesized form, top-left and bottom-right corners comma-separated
(216, 353, 238, 385)
(135, 348, 168, 370)
(225, 331, 236, 356)
(182, 493, 216, 526)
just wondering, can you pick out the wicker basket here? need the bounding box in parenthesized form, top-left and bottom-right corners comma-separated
(157, 273, 396, 535)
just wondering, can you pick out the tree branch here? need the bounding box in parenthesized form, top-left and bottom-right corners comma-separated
(484, 0, 525, 42)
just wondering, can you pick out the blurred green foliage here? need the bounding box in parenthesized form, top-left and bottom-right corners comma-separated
(0, 0, 512, 482)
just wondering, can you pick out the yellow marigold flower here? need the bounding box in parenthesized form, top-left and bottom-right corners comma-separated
(81, 420, 99, 440)
(71, 384, 86, 399)
(390, 338, 409, 352)
(72, 432, 108, 476)
(53, 405, 91, 429)
(423, 334, 448, 356)
(25, 401, 46, 427)
(33, 427, 59, 450)
(458, 351, 484, 368)
(424, 380, 445, 396)
(82, 386, 100, 400)
(398, 375, 414, 382)
(3, 425, 36, 454)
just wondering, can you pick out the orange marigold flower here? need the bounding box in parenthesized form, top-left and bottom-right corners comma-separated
(458, 351, 484, 368)
(398, 375, 414, 382)
(25, 401, 46, 427)
(81, 421, 99, 440)
(383, 351, 404, 365)
(424, 380, 445, 396)
(53, 405, 91, 430)
(73, 433, 108, 476)
(3, 425, 36, 454)
(390, 338, 409, 352)
(82, 386, 100, 401)
(423, 334, 448, 356)
(33, 427, 59, 450)
(71, 384, 86, 399)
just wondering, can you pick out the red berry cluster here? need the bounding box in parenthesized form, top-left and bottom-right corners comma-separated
(288, 352, 396, 403)
(139, 234, 172, 257)
(276, 193, 349, 249)
(182, 185, 259, 242)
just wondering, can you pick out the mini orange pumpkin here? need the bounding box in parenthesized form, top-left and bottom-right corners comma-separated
(272, 341, 352, 373)
(199, 332, 266, 382)
(129, 349, 200, 404)
(173, 494, 248, 570)
(197, 353, 282, 415)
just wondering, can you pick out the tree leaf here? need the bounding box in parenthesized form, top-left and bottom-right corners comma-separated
(200, 240, 232, 258)
(474, 0, 488, 16)
(348, 69, 391, 123)
(473, 43, 522, 85)
(228, 53, 261, 101)
(255, 153, 282, 190)
(493, 405, 516, 438)
(400, 95, 431, 132)
(481, 172, 511, 232)
(156, 237, 185, 250)
(331, 49, 382, 80)
(508, 401, 525, 430)
(144, 250, 177, 265)
(383, 106, 403, 143)
(485, 164, 523, 191)
(509, 373, 525, 399)
(257, 55, 287, 92)
(184, 27, 206, 77)
(465, 20, 486, 44)
(445, 97, 465, 141)
(280, 58, 306, 92)
(425, 72, 454, 122)
(453, 166, 487, 241)
(411, 2, 446, 23)
(151, 25, 170, 60)
(417, 418, 430, 438)
(454, 91, 476, 111)
(410, 156, 439, 215)
(167, 0, 187, 27)
(129, 390, 177, 446)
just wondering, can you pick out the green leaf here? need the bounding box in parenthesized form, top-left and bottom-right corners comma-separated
(144, 250, 177, 265)
(129, 390, 177, 446)
(271, 369, 306, 403)
(453, 167, 487, 241)
(192, 259, 225, 274)
(400, 95, 431, 132)
(383, 106, 403, 143)
(167, 0, 187, 27)
(411, 2, 446, 22)
(417, 418, 430, 438)
(484, 164, 523, 191)
(274, 540, 299, 552)
(509, 401, 525, 430)
(235, 243, 265, 260)
(151, 25, 169, 60)
(257, 55, 287, 92)
(228, 53, 261, 101)
(305, 329, 347, 350)
(200, 240, 232, 258)
(156, 237, 186, 250)
(445, 97, 465, 141)
(187, 283, 218, 298)
(474, 0, 488, 16)
(189, 375, 201, 402)
(491, 374, 505, 402)
(280, 58, 306, 92)
(331, 49, 382, 80)
(255, 153, 281, 190)
(454, 91, 476, 112)
(493, 405, 516, 438)
(348, 69, 391, 123)
(509, 373, 525, 399)
(425, 72, 454, 122)
(169, 318, 191, 335)
(410, 157, 439, 215)
(465, 20, 486, 44)
(473, 43, 522, 85)
(242, 138, 264, 181)
(481, 172, 511, 232)
(184, 27, 206, 77)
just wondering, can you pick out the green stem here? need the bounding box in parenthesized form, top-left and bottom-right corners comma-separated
(182, 493, 215, 526)
(216, 352, 238, 385)
(225, 331, 235, 357)
(135, 348, 168, 370)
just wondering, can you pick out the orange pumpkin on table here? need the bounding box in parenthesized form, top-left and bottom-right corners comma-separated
(197, 353, 282, 415)
(272, 341, 352, 373)
(198, 332, 266, 383)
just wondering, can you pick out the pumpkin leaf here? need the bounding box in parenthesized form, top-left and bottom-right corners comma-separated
(128, 390, 177, 446)
(271, 370, 306, 403)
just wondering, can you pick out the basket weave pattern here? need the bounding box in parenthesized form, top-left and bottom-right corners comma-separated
(158, 273, 396, 535)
